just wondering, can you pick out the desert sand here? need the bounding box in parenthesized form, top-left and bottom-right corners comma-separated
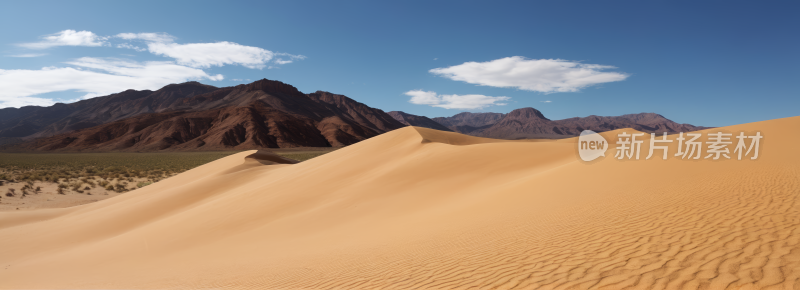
(0, 180, 143, 212)
(0, 116, 798, 289)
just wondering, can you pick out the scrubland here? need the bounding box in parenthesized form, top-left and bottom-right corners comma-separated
(0, 150, 332, 210)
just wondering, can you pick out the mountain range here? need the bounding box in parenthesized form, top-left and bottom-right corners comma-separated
(394, 108, 708, 139)
(2, 80, 404, 151)
(0, 79, 707, 152)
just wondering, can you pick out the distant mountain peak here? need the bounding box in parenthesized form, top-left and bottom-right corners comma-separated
(504, 107, 549, 120)
(426, 108, 706, 140)
(387, 111, 452, 132)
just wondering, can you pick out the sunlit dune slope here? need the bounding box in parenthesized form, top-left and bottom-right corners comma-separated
(0, 117, 799, 289)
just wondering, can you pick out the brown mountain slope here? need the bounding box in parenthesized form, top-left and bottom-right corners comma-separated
(478, 108, 564, 139)
(0, 82, 218, 139)
(432, 112, 505, 135)
(387, 111, 453, 132)
(7, 79, 405, 152)
(430, 108, 708, 139)
(309, 91, 406, 134)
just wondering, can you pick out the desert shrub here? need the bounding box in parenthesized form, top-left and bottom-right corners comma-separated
(137, 181, 153, 188)
(58, 188, 65, 195)
(83, 186, 91, 190)
(58, 183, 67, 189)
(105, 184, 114, 191)
(0, 151, 332, 184)
(100, 180, 109, 187)
(35, 186, 41, 192)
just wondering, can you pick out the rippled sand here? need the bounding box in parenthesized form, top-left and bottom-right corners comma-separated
(0, 116, 798, 289)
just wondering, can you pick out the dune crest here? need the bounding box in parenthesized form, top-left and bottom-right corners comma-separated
(0, 118, 799, 289)
(413, 126, 513, 145)
(245, 150, 299, 164)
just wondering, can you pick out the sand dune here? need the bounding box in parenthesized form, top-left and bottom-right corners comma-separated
(0, 117, 799, 289)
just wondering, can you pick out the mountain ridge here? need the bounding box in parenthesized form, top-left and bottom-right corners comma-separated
(1, 79, 708, 151)
(0, 81, 219, 139)
(387, 111, 452, 132)
(3, 79, 405, 152)
(400, 108, 708, 139)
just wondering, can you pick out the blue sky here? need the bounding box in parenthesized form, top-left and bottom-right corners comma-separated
(0, 1, 797, 127)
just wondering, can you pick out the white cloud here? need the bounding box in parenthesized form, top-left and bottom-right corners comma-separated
(406, 90, 440, 105)
(273, 53, 306, 65)
(114, 32, 304, 69)
(115, 32, 176, 43)
(19, 30, 107, 49)
(7, 53, 47, 57)
(147, 41, 279, 69)
(541, 100, 552, 103)
(2, 30, 304, 107)
(0, 96, 59, 108)
(405, 90, 510, 109)
(0, 57, 223, 108)
(116, 43, 146, 52)
(429, 56, 629, 93)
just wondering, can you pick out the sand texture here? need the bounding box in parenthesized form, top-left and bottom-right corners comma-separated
(0, 180, 141, 212)
(0, 117, 798, 289)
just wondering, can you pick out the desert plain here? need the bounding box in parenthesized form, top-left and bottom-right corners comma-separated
(0, 116, 798, 289)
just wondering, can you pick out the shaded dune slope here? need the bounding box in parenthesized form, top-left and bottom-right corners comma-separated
(0, 117, 799, 289)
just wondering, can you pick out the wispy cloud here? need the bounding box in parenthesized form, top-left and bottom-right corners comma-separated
(3, 29, 306, 108)
(146, 41, 276, 69)
(541, 100, 552, 103)
(405, 90, 510, 109)
(0, 57, 222, 108)
(273, 53, 306, 65)
(115, 32, 176, 43)
(18, 30, 107, 49)
(7, 53, 47, 58)
(116, 43, 146, 52)
(115, 32, 304, 69)
(430, 56, 628, 93)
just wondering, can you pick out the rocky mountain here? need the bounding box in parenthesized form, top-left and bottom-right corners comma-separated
(383, 108, 707, 140)
(5, 79, 405, 152)
(432, 112, 506, 135)
(0, 82, 218, 139)
(1, 78, 708, 151)
(474, 108, 708, 139)
(479, 108, 560, 139)
(387, 111, 452, 132)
